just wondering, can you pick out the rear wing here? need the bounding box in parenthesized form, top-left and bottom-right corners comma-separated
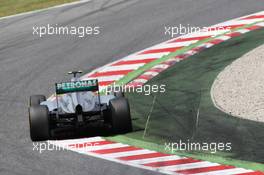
(55, 79, 99, 94)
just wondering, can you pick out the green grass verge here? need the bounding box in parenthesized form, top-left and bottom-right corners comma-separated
(0, 0, 76, 17)
(105, 28, 264, 171)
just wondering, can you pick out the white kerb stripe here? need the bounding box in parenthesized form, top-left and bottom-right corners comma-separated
(185, 50, 198, 55)
(72, 143, 129, 152)
(214, 18, 264, 26)
(183, 30, 225, 38)
(200, 43, 214, 48)
(48, 137, 104, 146)
(236, 29, 250, 34)
(84, 75, 123, 82)
(153, 64, 170, 69)
(150, 40, 198, 50)
(216, 35, 231, 40)
(133, 79, 148, 84)
(100, 64, 144, 72)
(123, 52, 170, 61)
(160, 162, 220, 171)
(82, 143, 129, 151)
(130, 155, 183, 164)
(166, 57, 182, 62)
(104, 149, 156, 158)
(143, 71, 159, 76)
(256, 22, 264, 27)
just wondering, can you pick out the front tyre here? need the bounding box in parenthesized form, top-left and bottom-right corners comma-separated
(29, 105, 50, 141)
(109, 97, 132, 134)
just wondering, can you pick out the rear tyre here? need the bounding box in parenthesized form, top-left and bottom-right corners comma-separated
(108, 85, 124, 97)
(109, 97, 132, 133)
(30, 95, 46, 106)
(29, 105, 50, 141)
(114, 91, 124, 98)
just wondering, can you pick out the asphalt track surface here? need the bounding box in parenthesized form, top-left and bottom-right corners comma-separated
(0, 0, 264, 175)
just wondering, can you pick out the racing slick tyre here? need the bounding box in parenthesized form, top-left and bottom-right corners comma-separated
(30, 95, 46, 106)
(29, 105, 50, 141)
(114, 91, 124, 98)
(106, 86, 124, 97)
(109, 97, 132, 133)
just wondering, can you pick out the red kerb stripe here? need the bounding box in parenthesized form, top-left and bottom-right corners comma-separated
(89, 70, 133, 77)
(226, 32, 241, 37)
(92, 146, 142, 154)
(143, 158, 201, 167)
(139, 47, 183, 54)
(69, 141, 114, 149)
(118, 152, 171, 161)
(99, 81, 114, 86)
(112, 58, 156, 66)
(241, 15, 264, 20)
(169, 36, 211, 43)
(246, 25, 262, 30)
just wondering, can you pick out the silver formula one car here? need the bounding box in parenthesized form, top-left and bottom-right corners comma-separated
(28, 71, 132, 141)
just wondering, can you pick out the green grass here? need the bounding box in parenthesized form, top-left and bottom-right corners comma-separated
(106, 28, 264, 171)
(0, 0, 76, 17)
